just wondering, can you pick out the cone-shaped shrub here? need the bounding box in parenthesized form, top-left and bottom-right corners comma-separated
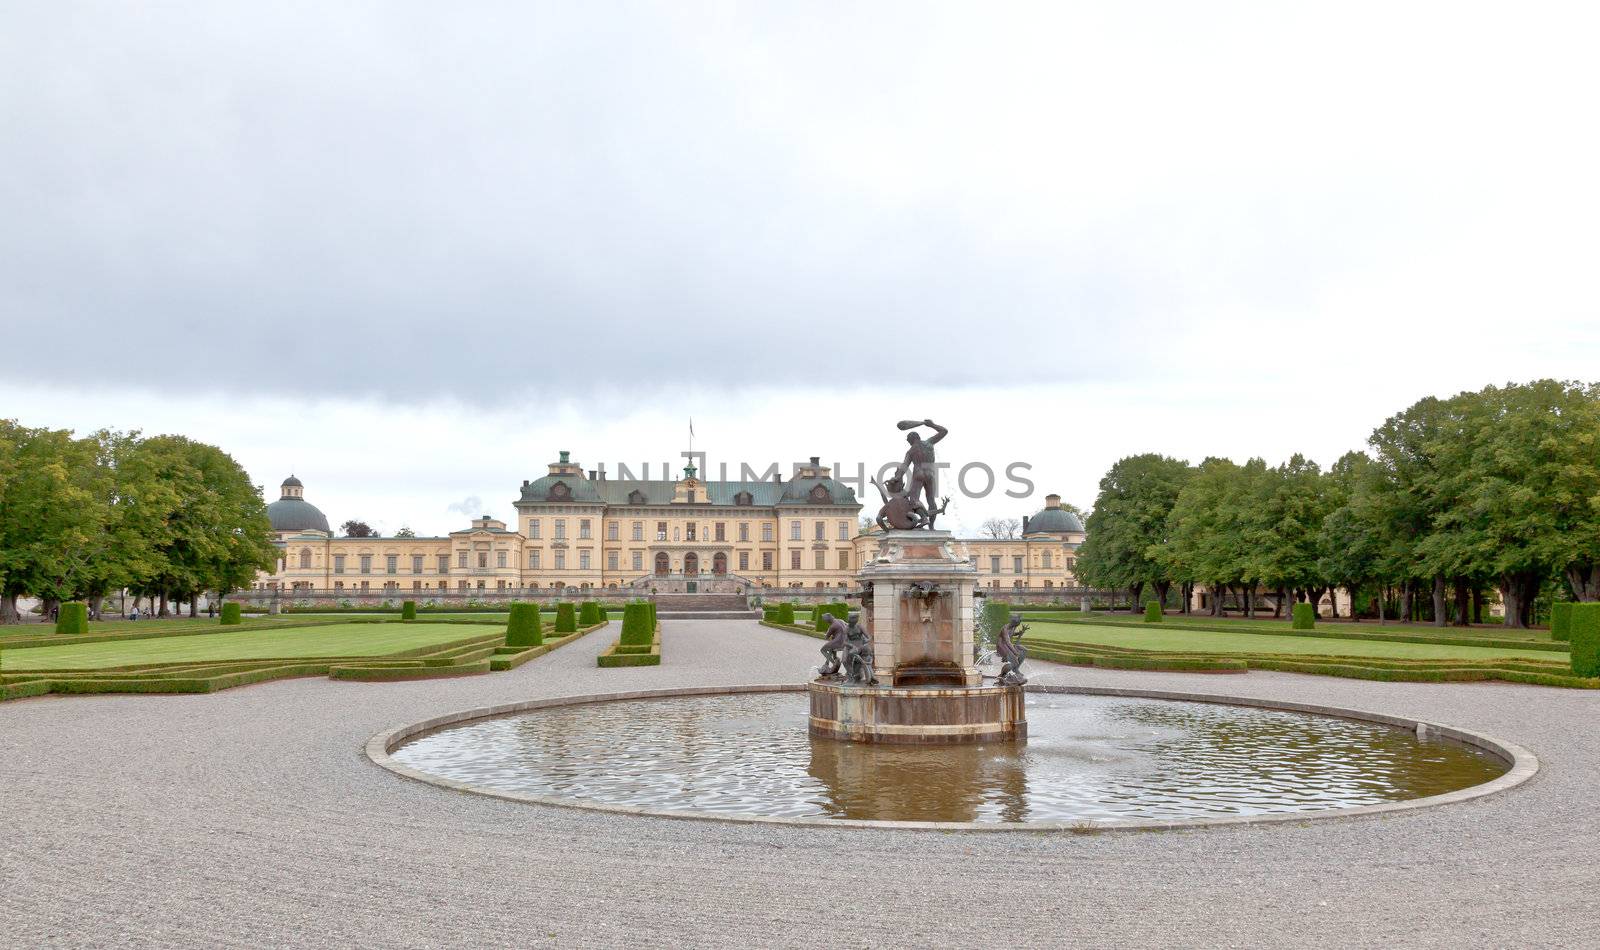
(55, 601, 89, 634)
(554, 602, 577, 633)
(1144, 601, 1163, 623)
(579, 601, 603, 626)
(506, 602, 543, 647)
(1551, 602, 1574, 642)
(1571, 604, 1600, 678)
(620, 602, 655, 646)
(401, 600, 417, 621)
(979, 600, 1010, 644)
(1292, 602, 1315, 630)
(219, 603, 242, 626)
(777, 603, 795, 625)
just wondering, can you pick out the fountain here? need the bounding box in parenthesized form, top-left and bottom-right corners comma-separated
(808, 419, 1027, 744)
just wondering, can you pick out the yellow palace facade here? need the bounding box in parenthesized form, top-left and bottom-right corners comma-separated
(250, 451, 1086, 599)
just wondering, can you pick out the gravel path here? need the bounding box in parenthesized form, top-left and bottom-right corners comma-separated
(3, 618, 1597, 948)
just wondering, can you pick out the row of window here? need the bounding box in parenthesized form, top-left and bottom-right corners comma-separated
(526, 519, 853, 543)
(986, 553, 1054, 574)
(303, 546, 855, 575)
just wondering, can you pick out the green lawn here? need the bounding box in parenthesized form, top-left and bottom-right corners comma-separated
(1025, 619, 1560, 662)
(1033, 612, 1554, 643)
(2, 622, 490, 672)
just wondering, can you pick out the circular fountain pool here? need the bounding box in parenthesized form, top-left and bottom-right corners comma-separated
(376, 687, 1526, 829)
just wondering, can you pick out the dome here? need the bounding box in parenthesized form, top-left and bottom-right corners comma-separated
(1025, 495, 1084, 535)
(267, 476, 329, 533)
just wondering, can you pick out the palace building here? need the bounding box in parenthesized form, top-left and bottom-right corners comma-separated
(251, 451, 1086, 598)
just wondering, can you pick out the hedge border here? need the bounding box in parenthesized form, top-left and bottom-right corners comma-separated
(1023, 615, 1569, 653)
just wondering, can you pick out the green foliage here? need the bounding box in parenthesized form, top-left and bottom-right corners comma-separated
(1291, 602, 1315, 629)
(979, 600, 1010, 643)
(505, 603, 542, 647)
(1076, 454, 1192, 595)
(55, 601, 89, 634)
(554, 602, 577, 633)
(1143, 601, 1162, 623)
(579, 601, 603, 625)
(620, 602, 654, 645)
(400, 600, 417, 621)
(814, 602, 850, 631)
(777, 603, 795, 625)
(1551, 602, 1574, 642)
(219, 603, 242, 625)
(762, 606, 778, 622)
(1571, 604, 1600, 678)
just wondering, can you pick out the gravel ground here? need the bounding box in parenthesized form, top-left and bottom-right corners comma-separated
(3, 618, 1597, 949)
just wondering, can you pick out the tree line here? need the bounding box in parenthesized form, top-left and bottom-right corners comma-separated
(0, 421, 278, 623)
(1074, 380, 1600, 628)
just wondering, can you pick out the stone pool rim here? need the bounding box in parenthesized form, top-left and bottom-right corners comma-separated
(365, 683, 1538, 833)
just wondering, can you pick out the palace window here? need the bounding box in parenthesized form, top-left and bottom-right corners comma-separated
(299, 548, 312, 569)
(990, 556, 1001, 574)
(438, 580, 448, 590)
(579, 550, 592, 570)
(1041, 551, 1052, 569)
(656, 522, 668, 541)
(579, 519, 591, 539)
(334, 580, 344, 591)
(458, 551, 468, 569)
(839, 550, 850, 570)
(437, 554, 450, 573)
(739, 551, 749, 571)
(608, 551, 618, 571)
(814, 551, 825, 570)
(458, 580, 468, 590)
(791, 550, 802, 570)
(1013, 556, 1024, 574)
(359, 581, 369, 591)
(631, 521, 643, 541)
(790, 521, 801, 540)
(360, 555, 372, 574)
(496, 550, 507, 568)
(386, 555, 397, 574)
(555, 519, 566, 540)
(411, 555, 423, 574)
(762, 523, 774, 542)
(529, 550, 541, 569)
(478, 552, 488, 569)
(686, 523, 697, 541)
(715, 522, 725, 541)
(413, 581, 422, 590)
(738, 522, 749, 542)
(528, 519, 540, 539)
(554, 551, 566, 570)
(607, 522, 618, 541)
(632, 552, 643, 572)
(763, 552, 773, 571)
(814, 521, 825, 541)
(838, 521, 849, 541)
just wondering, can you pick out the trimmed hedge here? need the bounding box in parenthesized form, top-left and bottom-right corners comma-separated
(1143, 601, 1162, 623)
(220, 603, 242, 625)
(979, 600, 1011, 644)
(1093, 654, 1246, 673)
(1024, 614, 1568, 653)
(762, 606, 779, 623)
(777, 603, 795, 625)
(505, 602, 543, 647)
(401, 600, 417, 621)
(554, 602, 577, 633)
(55, 602, 89, 635)
(1291, 603, 1315, 630)
(1571, 604, 1600, 678)
(579, 601, 603, 625)
(1551, 602, 1573, 642)
(620, 602, 655, 646)
(813, 602, 850, 632)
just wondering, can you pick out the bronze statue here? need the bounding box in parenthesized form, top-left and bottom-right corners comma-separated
(894, 418, 948, 529)
(871, 472, 949, 531)
(818, 612, 848, 678)
(842, 613, 876, 685)
(996, 613, 1028, 686)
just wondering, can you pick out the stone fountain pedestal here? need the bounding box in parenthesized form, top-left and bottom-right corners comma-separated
(807, 530, 1027, 744)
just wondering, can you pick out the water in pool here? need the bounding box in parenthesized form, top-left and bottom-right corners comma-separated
(390, 693, 1506, 824)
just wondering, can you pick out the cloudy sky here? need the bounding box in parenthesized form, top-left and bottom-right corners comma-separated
(3, 2, 1598, 536)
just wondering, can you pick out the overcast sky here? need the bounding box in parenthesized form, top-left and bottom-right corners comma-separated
(3, 2, 1598, 536)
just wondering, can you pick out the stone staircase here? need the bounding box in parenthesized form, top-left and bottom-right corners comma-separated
(652, 592, 760, 621)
